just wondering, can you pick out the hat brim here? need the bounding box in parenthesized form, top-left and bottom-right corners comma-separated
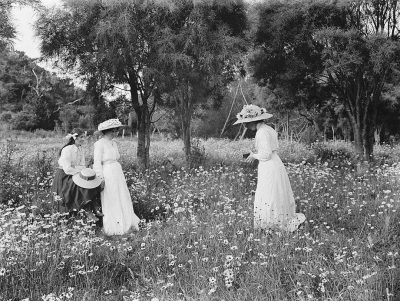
(233, 113, 273, 125)
(72, 174, 102, 189)
(98, 124, 126, 131)
(95, 125, 129, 135)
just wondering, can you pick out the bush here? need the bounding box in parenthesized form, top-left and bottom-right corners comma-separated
(33, 129, 57, 139)
(0, 141, 25, 206)
(11, 110, 37, 131)
(0, 112, 12, 122)
(312, 141, 356, 168)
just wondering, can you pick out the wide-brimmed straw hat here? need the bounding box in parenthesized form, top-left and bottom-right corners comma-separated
(233, 104, 273, 125)
(72, 168, 102, 189)
(97, 118, 124, 132)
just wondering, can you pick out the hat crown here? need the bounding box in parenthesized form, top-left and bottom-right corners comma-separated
(233, 104, 273, 125)
(80, 168, 95, 178)
(236, 105, 266, 120)
(98, 118, 122, 131)
(72, 167, 102, 189)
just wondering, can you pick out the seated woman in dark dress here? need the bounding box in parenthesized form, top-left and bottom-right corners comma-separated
(52, 130, 102, 220)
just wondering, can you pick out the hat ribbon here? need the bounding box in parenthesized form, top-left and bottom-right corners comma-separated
(79, 173, 96, 181)
(65, 133, 78, 140)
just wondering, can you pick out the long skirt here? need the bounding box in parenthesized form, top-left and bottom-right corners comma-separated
(254, 152, 305, 232)
(101, 162, 140, 235)
(52, 168, 101, 214)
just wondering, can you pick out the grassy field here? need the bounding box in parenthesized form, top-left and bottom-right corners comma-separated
(1, 136, 400, 300)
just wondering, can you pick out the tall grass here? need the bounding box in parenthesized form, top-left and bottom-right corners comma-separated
(0, 136, 400, 300)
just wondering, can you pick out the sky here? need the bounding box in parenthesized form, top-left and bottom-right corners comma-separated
(11, 0, 62, 59)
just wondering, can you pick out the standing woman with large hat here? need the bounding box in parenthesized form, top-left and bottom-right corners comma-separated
(93, 119, 140, 235)
(52, 129, 102, 217)
(234, 105, 305, 232)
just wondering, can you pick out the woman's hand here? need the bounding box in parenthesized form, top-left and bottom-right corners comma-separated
(245, 151, 256, 163)
(100, 180, 105, 191)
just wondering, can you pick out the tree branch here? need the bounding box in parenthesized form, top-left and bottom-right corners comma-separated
(53, 97, 84, 113)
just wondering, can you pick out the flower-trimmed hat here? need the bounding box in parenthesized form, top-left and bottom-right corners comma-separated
(72, 168, 102, 189)
(97, 118, 123, 132)
(233, 104, 273, 125)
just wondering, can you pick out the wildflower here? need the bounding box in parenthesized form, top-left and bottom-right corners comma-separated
(225, 255, 233, 262)
(223, 268, 234, 278)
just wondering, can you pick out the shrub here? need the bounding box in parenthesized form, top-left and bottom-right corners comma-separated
(0, 112, 12, 122)
(0, 141, 25, 206)
(312, 141, 356, 168)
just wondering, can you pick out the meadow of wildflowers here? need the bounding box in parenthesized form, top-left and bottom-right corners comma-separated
(1, 137, 400, 300)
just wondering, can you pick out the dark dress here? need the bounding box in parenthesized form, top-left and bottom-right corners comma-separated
(52, 168, 101, 213)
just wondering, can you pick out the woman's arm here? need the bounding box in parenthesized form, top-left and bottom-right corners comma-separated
(93, 141, 104, 181)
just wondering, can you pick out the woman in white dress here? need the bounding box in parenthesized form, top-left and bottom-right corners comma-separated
(234, 105, 305, 232)
(93, 119, 140, 235)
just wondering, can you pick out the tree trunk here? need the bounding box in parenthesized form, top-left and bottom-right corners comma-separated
(178, 82, 193, 166)
(136, 105, 151, 169)
(352, 121, 363, 158)
(286, 112, 290, 141)
(374, 127, 381, 145)
(344, 103, 363, 158)
(130, 85, 151, 170)
(363, 123, 374, 161)
(362, 92, 379, 161)
(182, 117, 191, 164)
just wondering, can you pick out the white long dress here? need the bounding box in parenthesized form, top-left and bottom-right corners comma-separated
(252, 123, 305, 232)
(93, 137, 140, 235)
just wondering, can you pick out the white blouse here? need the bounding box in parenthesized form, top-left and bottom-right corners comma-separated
(253, 123, 278, 161)
(93, 138, 121, 180)
(58, 145, 86, 175)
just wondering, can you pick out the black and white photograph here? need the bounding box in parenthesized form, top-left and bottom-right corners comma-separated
(1, 0, 400, 300)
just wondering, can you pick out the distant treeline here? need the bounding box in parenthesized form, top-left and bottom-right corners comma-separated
(2, 0, 400, 163)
